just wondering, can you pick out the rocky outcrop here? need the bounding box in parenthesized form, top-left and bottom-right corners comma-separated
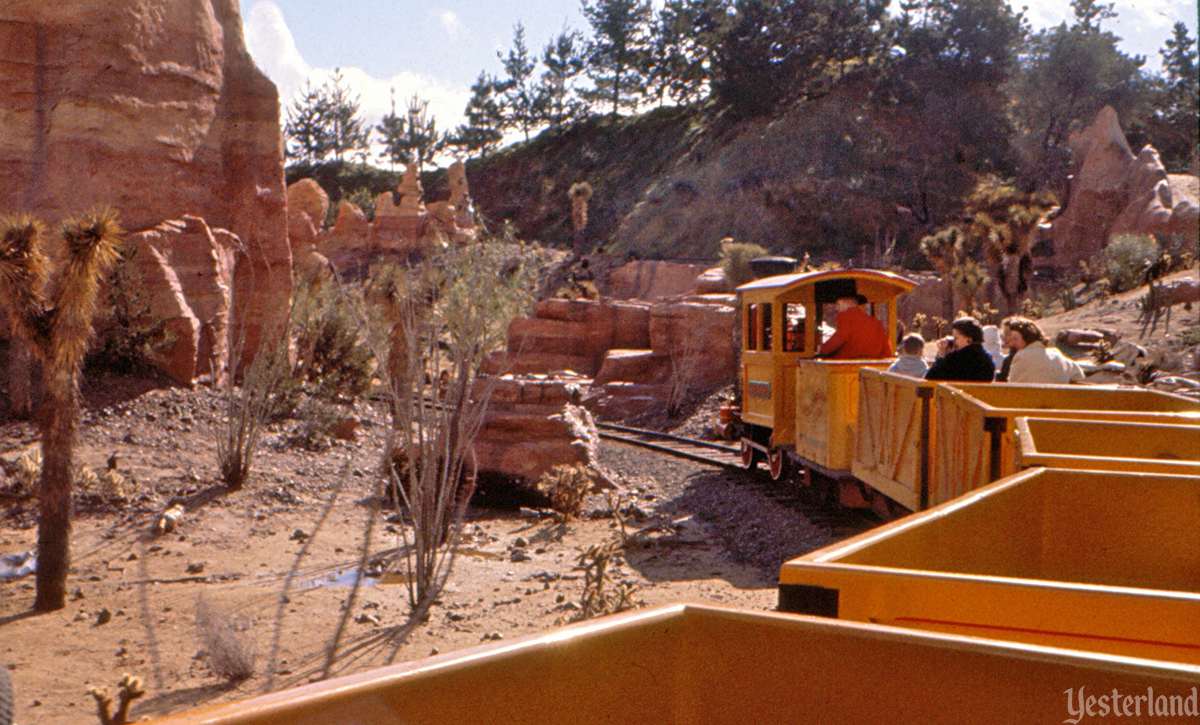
(0, 0, 291, 366)
(305, 161, 478, 271)
(1050, 107, 1200, 271)
(608, 261, 713, 300)
(472, 375, 596, 483)
(113, 216, 236, 383)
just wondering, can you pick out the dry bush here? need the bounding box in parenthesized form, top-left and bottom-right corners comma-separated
(719, 240, 770, 288)
(536, 464, 597, 520)
(570, 540, 637, 622)
(1104, 234, 1161, 293)
(195, 597, 256, 683)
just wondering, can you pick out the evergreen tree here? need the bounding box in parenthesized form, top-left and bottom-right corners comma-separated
(284, 81, 335, 162)
(447, 72, 506, 157)
(538, 28, 589, 128)
(1007, 0, 1150, 187)
(284, 70, 372, 164)
(647, 0, 725, 105)
(1150, 22, 1198, 171)
(377, 91, 446, 169)
(497, 23, 543, 140)
(581, 0, 655, 115)
(711, 0, 890, 117)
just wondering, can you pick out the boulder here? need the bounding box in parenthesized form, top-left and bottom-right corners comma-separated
(582, 382, 673, 421)
(648, 300, 738, 384)
(693, 266, 730, 294)
(607, 261, 711, 300)
(473, 376, 597, 483)
(116, 216, 234, 382)
(1051, 107, 1200, 272)
(287, 179, 329, 235)
(506, 317, 614, 360)
(594, 350, 671, 386)
(480, 351, 599, 378)
(0, 0, 291, 366)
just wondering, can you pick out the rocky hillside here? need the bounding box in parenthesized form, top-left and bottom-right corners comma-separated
(466, 74, 994, 265)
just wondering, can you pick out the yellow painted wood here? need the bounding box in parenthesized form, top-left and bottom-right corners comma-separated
(795, 360, 889, 472)
(931, 384, 1200, 503)
(780, 468, 1200, 664)
(852, 370, 937, 510)
(143, 603, 1199, 725)
(1015, 417, 1200, 475)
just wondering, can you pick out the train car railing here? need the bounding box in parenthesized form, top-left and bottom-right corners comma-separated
(851, 369, 937, 511)
(931, 383, 1200, 504)
(1015, 416, 1200, 475)
(793, 360, 890, 474)
(779, 468, 1200, 665)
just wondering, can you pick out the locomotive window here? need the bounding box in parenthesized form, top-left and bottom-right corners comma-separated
(761, 303, 772, 351)
(746, 303, 758, 351)
(784, 303, 805, 352)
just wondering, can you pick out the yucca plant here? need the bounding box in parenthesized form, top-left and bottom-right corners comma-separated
(0, 208, 122, 611)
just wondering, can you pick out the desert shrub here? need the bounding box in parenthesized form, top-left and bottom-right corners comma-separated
(1104, 234, 1161, 293)
(195, 596, 256, 682)
(571, 540, 637, 622)
(218, 331, 293, 491)
(88, 244, 171, 376)
(536, 464, 596, 520)
(290, 271, 374, 408)
(719, 240, 770, 289)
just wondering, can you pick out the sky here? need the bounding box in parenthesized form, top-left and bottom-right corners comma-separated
(241, 0, 1200, 163)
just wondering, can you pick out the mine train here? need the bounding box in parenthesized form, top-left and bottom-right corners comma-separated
(732, 268, 1200, 519)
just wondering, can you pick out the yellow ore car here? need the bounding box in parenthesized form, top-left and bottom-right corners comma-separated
(736, 269, 914, 503)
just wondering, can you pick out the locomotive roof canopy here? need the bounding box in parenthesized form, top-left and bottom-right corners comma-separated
(736, 268, 917, 305)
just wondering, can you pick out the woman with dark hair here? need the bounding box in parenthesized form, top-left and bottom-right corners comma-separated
(924, 317, 996, 382)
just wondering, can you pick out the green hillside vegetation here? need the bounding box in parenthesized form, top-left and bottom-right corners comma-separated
(283, 0, 1197, 264)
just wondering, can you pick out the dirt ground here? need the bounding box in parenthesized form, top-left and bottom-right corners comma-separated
(0, 267, 1195, 725)
(0, 378, 849, 725)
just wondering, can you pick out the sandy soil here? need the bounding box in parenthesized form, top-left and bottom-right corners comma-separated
(0, 380, 854, 725)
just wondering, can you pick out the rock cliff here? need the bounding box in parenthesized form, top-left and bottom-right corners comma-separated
(0, 0, 291, 365)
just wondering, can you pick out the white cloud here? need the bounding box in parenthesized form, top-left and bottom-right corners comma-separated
(436, 10, 462, 40)
(243, 1, 471, 166)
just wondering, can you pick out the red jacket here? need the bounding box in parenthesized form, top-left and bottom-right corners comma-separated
(819, 306, 892, 359)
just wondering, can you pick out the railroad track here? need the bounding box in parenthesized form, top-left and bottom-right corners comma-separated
(596, 422, 879, 537)
(596, 423, 744, 469)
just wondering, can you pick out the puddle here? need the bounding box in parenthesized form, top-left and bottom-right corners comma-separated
(301, 569, 414, 588)
(301, 570, 375, 589)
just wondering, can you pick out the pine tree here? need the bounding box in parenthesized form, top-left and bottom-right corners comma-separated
(538, 29, 588, 128)
(1151, 22, 1198, 171)
(647, 0, 724, 105)
(497, 24, 543, 140)
(581, 0, 655, 116)
(283, 70, 371, 164)
(447, 72, 506, 157)
(377, 91, 446, 169)
(537, 28, 588, 128)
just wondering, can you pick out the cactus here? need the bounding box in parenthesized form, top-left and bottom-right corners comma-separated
(0, 208, 121, 611)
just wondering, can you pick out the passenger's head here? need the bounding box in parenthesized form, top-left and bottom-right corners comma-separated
(950, 317, 984, 346)
(1000, 316, 1045, 349)
(901, 333, 925, 356)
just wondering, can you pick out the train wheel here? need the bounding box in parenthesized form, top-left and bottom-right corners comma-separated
(740, 439, 757, 470)
(768, 449, 789, 481)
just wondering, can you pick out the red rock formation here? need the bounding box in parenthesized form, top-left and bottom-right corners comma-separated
(1051, 107, 1200, 272)
(0, 0, 291, 366)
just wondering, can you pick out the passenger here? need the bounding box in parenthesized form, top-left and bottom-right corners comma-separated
(999, 316, 1085, 384)
(818, 294, 892, 359)
(887, 333, 929, 378)
(924, 317, 996, 382)
(982, 325, 1002, 366)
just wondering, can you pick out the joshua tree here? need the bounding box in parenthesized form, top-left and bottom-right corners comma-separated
(0, 209, 122, 611)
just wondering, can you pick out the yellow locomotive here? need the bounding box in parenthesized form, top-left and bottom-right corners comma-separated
(736, 268, 915, 514)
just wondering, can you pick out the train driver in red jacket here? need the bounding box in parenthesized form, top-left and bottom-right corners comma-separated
(818, 294, 893, 359)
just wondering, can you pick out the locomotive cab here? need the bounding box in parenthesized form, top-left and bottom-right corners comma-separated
(736, 269, 916, 484)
